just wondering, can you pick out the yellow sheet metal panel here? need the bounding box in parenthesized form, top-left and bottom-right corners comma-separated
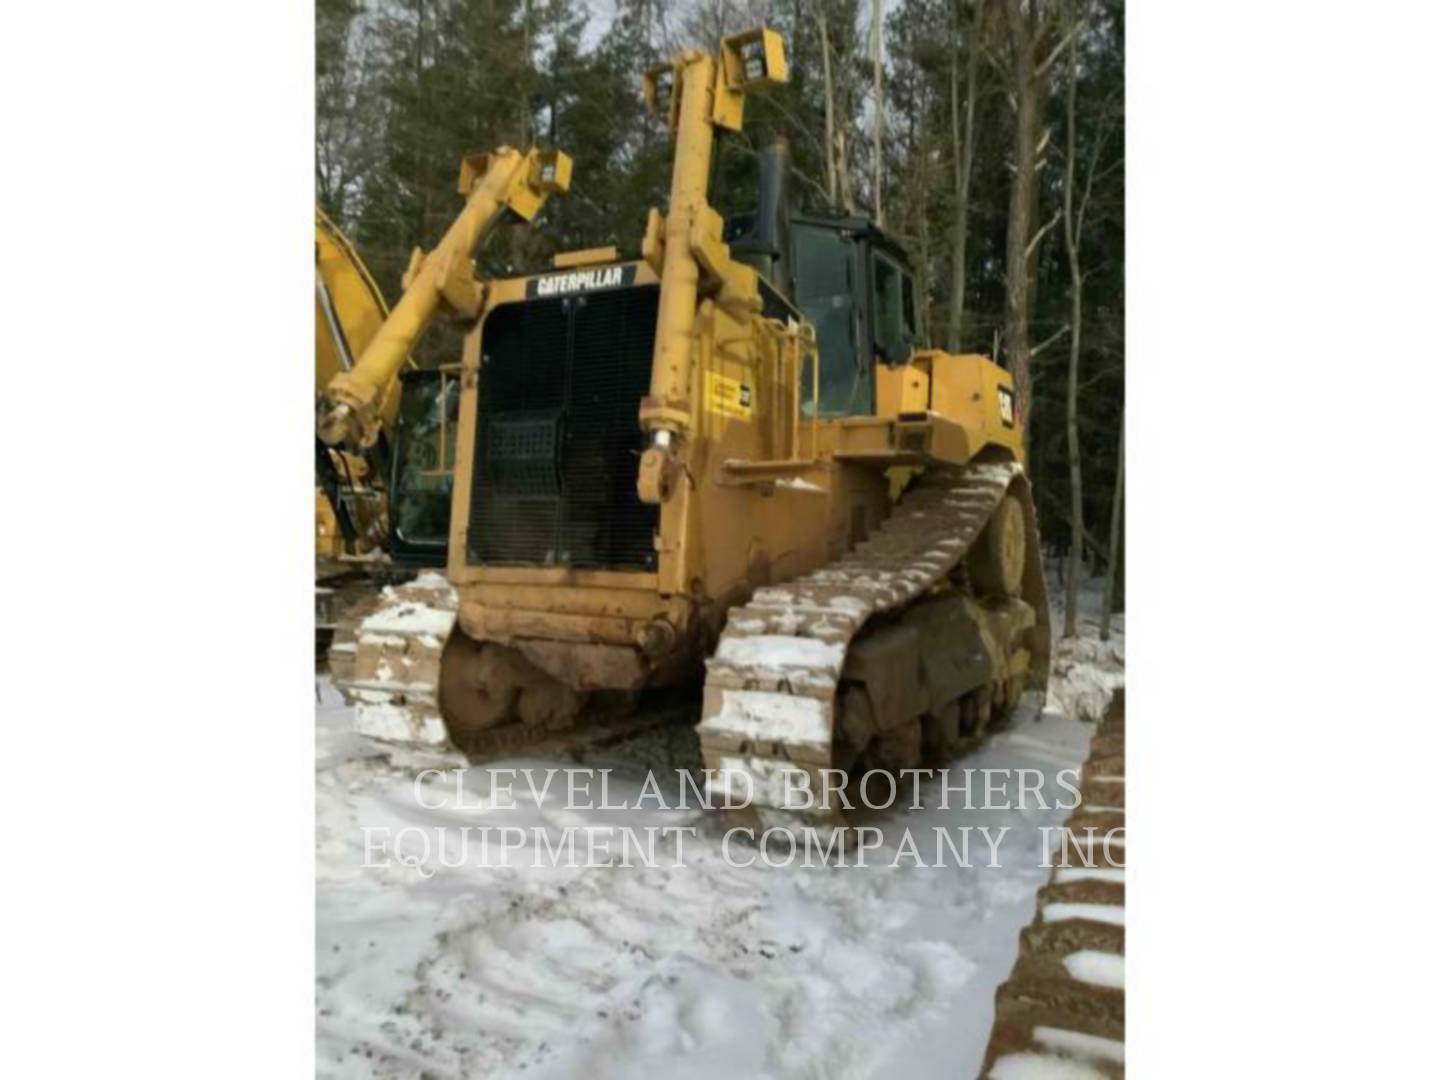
(875, 362, 930, 418)
(928, 351, 1024, 458)
(552, 246, 620, 269)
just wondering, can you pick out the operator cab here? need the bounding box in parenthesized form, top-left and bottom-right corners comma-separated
(726, 208, 923, 420)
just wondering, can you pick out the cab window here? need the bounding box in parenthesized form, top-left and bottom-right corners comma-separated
(390, 372, 456, 547)
(792, 224, 873, 417)
(871, 251, 915, 364)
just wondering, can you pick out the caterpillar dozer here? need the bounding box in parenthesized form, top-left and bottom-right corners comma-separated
(315, 146, 571, 659)
(322, 29, 1050, 822)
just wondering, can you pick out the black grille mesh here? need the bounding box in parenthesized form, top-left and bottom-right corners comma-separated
(468, 285, 660, 570)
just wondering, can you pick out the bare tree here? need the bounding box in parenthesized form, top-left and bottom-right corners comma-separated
(816, 0, 839, 205)
(1001, 0, 1070, 432)
(814, 0, 856, 212)
(1100, 408, 1124, 642)
(1061, 0, 1086, 637)
(519, 0, 533, 147)
(1060, 0, 1118, 635)
(908, 76, 935, 341)
(946, 0, 985, 353)
(870, 0, 885, 225)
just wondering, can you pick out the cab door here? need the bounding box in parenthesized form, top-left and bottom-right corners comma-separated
(791, 222, 873, 417)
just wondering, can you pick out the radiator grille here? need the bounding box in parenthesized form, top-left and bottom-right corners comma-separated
(468, 285, 660, 570)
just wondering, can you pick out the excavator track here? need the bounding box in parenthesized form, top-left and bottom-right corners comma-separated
(697, 460, 1051, 822)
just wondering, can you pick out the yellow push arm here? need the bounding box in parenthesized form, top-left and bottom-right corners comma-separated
(635, 29, 789, 503)
(319, 146, 571, 448)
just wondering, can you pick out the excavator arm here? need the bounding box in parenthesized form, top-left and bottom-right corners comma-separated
(319, 145, 572, 450)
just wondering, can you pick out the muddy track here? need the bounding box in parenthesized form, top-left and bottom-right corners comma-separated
(333, 461, 1048, 777)
(981, 688, 1126, 1078)
(696, 460, 1050, 814)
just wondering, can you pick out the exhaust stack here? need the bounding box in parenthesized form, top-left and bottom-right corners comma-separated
(731, 137, 794, 301)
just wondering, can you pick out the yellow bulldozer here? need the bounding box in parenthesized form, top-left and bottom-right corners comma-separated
(318, 29, 1050, 826)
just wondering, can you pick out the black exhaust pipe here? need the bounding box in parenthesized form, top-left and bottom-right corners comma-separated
(730, 137, 794, 301)
(754, 137, 792, 299)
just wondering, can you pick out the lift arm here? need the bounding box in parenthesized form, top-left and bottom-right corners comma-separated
(634, 29, 789, 504)
(319, 145, 571, 449)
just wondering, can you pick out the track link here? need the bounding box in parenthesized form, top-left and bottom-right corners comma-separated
(981, 690, 1126, 1077)
(327, 571, 460, 752)
(697, 460, 1050, 816)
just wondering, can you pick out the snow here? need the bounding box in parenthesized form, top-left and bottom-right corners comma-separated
(712, 753, 820, 809)
(1041, 903, 1125, 927)
(699, 690, 832, 749)
(1053, 867, 1124, 885)
(713, 635, 846, 673)
(1061, 950, 1125, 990)
(989, 1052, 1109, 1080)
(1032, 1027, 1125, 1065)
(969, 462, 1022, 484)
(316, 705, 1101, 1076)
(775, 477, 824, 493)
(352, 699, 450, 747)
(316, 572, 1125, 1078)
(1045, 635, 1124, 724)
(360, 602, 456, 638)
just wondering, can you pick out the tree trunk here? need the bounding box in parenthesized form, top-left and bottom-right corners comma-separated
(1062, 5, 1083, 638)
(414, 0, 429, 242)
(1002, 0, 1037, 430)
(837, 125, 856, 212)
(520, 0, 532, 147)
(1100, 411, 1124, 642)
(1063, 278, 1083, 635)
(816, 1, 838, 206)
(914, 90, 932, 342)
(870, 0, 885, 226)
(946, 0, 983, 353)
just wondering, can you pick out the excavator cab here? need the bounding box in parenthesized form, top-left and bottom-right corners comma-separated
(385, 369, 456, 568)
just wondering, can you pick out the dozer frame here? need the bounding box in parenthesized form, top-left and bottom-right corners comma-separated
(331, 28, 1050, 822)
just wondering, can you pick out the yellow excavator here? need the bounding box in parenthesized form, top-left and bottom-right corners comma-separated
(314, 208, 406, 619)
(315, 148, 571, 656)
(319, 29, 1050, 827)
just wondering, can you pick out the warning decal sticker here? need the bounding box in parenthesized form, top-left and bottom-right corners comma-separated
(705, 371, 754, 420)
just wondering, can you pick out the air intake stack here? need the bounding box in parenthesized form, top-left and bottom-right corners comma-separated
(730, 136, 794, 301)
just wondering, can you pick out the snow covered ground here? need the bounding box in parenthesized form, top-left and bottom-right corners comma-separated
(316, 577, 1124, 1079)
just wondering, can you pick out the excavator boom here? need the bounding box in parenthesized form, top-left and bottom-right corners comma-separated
(319, 146, 572, 450)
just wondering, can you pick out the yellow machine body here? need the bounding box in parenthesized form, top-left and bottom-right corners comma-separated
(442, 34, 1024, 694)
(336, 30, 1049, 810)
(440, 270, 1026, 686)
